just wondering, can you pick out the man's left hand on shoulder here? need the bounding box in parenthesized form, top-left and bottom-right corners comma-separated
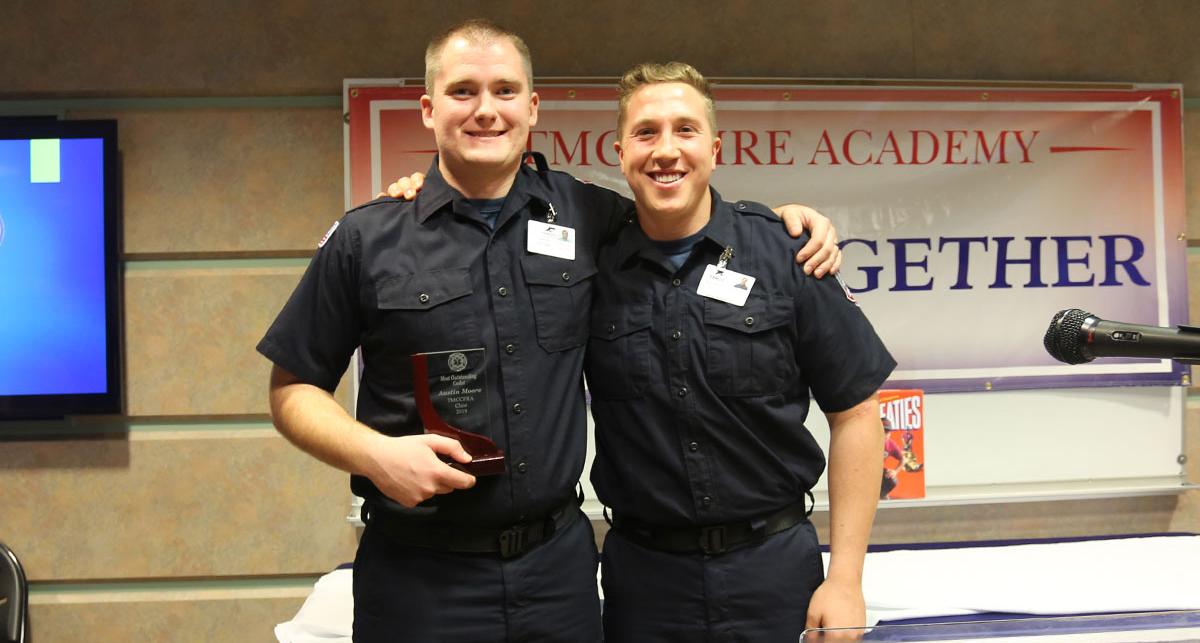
(771, 203, 842, 277)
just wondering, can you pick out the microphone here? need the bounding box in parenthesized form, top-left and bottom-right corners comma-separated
(1043, 309, 1200, 364)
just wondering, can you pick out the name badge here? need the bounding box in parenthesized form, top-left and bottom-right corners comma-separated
(696, 264, 756, 306)
(527, 221, 576, 260)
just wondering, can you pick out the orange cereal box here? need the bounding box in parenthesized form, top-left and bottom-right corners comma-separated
(879, 389, 925, 500)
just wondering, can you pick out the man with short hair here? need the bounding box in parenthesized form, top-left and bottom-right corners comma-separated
(587, 62, 894, 641)
(259, 20, 842, 642)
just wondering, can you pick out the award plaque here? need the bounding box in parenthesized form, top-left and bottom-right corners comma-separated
(411, 348, 505, 476)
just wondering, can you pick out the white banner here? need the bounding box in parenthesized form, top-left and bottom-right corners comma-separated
(347, 82, 1187, 392)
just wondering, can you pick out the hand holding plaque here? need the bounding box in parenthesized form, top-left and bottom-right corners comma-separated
(411, 348, 505, 476)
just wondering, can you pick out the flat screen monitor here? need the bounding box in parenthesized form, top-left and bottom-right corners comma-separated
(0, 118, 122, 419)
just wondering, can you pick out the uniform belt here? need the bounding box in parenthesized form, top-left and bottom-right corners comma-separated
(611, 498, 809, 556)
(362, 494, 582, 559)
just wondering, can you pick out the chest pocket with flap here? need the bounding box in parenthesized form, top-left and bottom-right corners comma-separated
(372, 267, 478, 353)
(586, 301, 652, 400)
(703, 292, 796, 397)
(521, 254, 598, 353)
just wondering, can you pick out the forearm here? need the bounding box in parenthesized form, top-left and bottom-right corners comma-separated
(269, 365, 383, 478)
(824, 395, 884, 584)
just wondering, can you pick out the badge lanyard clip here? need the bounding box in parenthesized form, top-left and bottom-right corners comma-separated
(527, 202, 575, 260)
(697, 245, 754, 307)
(717, 246, 734, 271)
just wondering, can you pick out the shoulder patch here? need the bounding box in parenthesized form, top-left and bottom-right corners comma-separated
(317, 220, 340, 248)
(834, 272, 859, 305)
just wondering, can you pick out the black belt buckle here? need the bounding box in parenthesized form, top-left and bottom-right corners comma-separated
(499, 524, 528, 559)
(699, 525, 727, 555)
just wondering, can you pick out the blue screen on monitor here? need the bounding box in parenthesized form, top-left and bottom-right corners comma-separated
(0, 136, 111, 397)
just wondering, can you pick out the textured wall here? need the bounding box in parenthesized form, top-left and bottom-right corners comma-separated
(4, 1, 1198, 96)
(0, 430, 356, 580)
(0, 1, 1197, 641)
(80, 108, 344, 256)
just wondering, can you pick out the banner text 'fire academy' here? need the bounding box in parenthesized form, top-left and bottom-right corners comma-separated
(842, 235, 1150, 293)
(525, 129, 1041, 167)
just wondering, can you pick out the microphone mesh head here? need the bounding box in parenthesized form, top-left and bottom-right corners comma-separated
(1043, 308, 1094, 364)
(1043, 310, 1067, 361)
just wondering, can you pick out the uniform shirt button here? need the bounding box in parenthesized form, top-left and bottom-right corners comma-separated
(688, 441, 699, 452)
(418, 293, 430, 304)
(497, 286, 509, 297)
(678, 387, 688, 397)
(701, 496, 713, 507)
(505, 343, 516, 355)
(737, 203, 746, 210)
(670, 330, 682, 340)
(516, 461, 528, 474)
(607, 323, 616, 334)
(744, 316, 755, 327)
(512, 403, 523, 414)
(671, 278, 682, 287)
(561, 271, 571, 282)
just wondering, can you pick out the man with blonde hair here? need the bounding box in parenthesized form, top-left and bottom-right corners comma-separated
(261, 19, 844, 642)
(586, 62, 894, 640)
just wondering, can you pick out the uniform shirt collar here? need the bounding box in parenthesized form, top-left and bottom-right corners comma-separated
(615, 186, 738, 268)
(414, 155, 554, 224)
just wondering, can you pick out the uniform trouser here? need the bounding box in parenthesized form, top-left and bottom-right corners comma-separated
(351, 508, 602, 643)
(601, 520, 825, 643)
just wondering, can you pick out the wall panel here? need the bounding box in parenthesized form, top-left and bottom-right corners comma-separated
(4, 2, 1199, 98)
(2, 1, 917, 97)
(0, 431, 357, 580)
(124, 265, 353, 417)
(72, 108, 343, 255)
(912, 0, 1200, 87)
(31, 592, 308, 643)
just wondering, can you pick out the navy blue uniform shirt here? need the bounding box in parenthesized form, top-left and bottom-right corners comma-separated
(585, 188, 896, 527)
(258, 157, 629, 526)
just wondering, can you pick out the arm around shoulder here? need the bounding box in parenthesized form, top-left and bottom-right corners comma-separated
(770, 203, 842, 277)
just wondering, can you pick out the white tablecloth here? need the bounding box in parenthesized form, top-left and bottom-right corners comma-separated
(276, 535, 1200, 642)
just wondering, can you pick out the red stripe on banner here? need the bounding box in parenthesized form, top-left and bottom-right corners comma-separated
(1048, 146, 1133, 153)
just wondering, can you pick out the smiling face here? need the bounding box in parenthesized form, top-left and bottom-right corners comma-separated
(616, 82, 721, 240)
(420, 35, 539, 197)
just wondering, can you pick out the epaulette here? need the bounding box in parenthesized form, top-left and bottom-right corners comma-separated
(732, 200, 777, 220)
(344, 195, 408, 216)
(317, 197, 406, 248)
